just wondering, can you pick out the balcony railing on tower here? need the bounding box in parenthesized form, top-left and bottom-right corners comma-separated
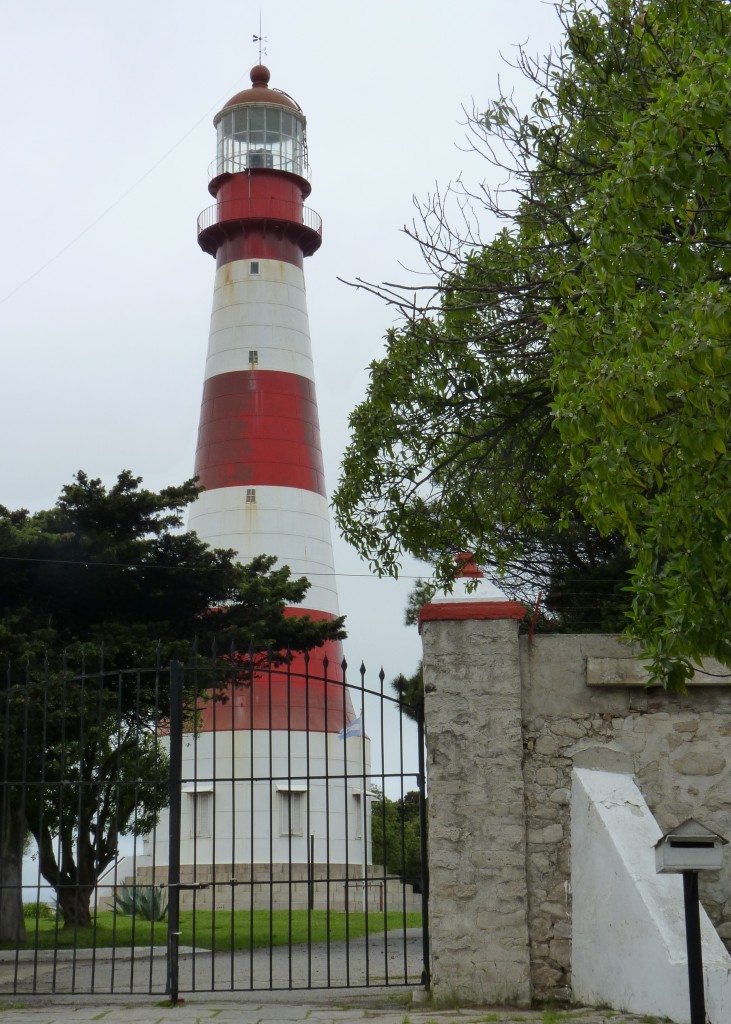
(197, 198, 322, 257)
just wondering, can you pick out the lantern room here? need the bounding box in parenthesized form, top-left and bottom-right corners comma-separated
(214, 105, 306, 177)
(211, 65, 308, 180)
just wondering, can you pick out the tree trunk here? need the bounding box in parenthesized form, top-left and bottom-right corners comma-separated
(56, 885, 94, 929)
(0, 798, 27, 944)
(34, 821, 100, 930)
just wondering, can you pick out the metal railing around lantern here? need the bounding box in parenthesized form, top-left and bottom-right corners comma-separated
(197, 198, 322, 240)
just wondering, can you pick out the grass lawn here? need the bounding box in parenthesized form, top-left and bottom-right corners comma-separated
(11, 909, 421, 952)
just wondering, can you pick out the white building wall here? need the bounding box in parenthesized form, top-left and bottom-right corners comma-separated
(147, 730, 371, 869)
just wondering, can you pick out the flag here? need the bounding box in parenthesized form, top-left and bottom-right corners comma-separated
(338, 716, 363, 740)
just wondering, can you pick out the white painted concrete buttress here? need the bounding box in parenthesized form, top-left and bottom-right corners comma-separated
(571, 767, 731, 1023)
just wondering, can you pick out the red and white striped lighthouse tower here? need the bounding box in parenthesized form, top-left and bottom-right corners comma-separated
(170, 65, 367, 880)
(190, 64, 353, 732)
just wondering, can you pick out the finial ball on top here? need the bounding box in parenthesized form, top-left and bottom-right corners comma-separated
(250, 65, 271, 87)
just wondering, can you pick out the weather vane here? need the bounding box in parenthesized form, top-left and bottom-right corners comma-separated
(252, 11, 267, 63)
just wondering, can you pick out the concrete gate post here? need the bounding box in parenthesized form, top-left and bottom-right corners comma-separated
(419, 567, 531, 1005)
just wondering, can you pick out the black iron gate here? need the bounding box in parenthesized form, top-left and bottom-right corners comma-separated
(0, 654, 429, 998)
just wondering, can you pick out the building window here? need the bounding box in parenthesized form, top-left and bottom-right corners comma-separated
(351, 790, 372, 842)
(353, 792, 363, 840)
(245, 488, 256, 504)
(187, 790, 213, 837)
(248, 349, 258, 365)
(281, 792, 302, 835)
(250, 262, 260, 275)
(277, 786, 307, 836)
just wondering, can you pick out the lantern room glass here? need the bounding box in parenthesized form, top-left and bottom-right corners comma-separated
(215, 106, 306, 176)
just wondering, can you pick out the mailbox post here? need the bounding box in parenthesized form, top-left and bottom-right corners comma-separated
(655, 819, 728, 1024)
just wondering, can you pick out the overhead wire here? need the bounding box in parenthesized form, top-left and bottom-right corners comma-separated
(0, 553, 432, 579)
(0, 71, 250, 308)
(0, 552, 668, 597)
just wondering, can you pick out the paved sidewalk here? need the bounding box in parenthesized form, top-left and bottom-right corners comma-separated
(0, 997, 668, 1024)
(0, 938, 664, 1023)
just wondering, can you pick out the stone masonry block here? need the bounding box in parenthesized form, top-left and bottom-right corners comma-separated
(422, 611, 531, 1006)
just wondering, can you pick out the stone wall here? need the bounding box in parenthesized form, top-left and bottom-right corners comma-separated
(421, 604, 731, 1006)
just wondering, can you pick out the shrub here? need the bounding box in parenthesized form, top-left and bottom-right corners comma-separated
(23, 902, 56, 921)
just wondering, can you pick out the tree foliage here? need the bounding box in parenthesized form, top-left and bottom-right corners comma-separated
(0, 470, 342, 669)
(547, 0, 731, 685)
(333, 0, 731, 687)
(0, 471, 345, 940)
(390, 664, 424, 725)
(371, 788, 423, 891)
(389, 584, 431, 724)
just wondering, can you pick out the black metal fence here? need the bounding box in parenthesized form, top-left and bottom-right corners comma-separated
(0, 652, 428, 998)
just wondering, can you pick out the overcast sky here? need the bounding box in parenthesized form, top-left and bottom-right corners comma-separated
(0, 1, 565, 687)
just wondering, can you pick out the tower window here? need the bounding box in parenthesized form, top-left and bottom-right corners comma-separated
(245, 488, 256, 504)
(277, 787, 307, 836)
(351, 790, 372, 841)
(248, 349, 258, 365)
(250, 262, 260, 275)
(184, 787, 213, 838)
(215, 105, 306, 178)
(353, 792, 363, 840)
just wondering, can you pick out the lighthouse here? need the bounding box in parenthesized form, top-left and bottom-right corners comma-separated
(144, 65, 371, 908)
(190, 63, 344, 696)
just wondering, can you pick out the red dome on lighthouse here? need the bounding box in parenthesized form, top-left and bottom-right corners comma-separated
(217, 64, 303, 116)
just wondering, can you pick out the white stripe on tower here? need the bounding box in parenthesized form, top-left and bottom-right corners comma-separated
(188, 485, 339, 617)
(204, 259, 315, 381)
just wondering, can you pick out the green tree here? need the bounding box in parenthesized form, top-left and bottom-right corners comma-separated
(548, 0, 731, 687)
(0, 471, 345, 942)
(370, 788, 423, 891)
(334, 0, 731, 688)
(389, 582, 431, 724)
(390, 664, 424, 724)
(29, 725, 170, 933)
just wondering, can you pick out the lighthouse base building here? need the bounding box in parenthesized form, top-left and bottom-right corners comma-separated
(139, 726, 378, 913)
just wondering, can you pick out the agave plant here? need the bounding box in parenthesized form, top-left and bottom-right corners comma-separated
(113, 884, 168, 922)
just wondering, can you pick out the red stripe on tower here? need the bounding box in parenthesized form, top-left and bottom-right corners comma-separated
(195, 371, 326, 494)
(189, 64, 353, 733)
